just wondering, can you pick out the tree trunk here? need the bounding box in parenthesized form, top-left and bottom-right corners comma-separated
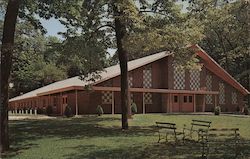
(113, 4, 129, 130)
(0, 0, 20, 153)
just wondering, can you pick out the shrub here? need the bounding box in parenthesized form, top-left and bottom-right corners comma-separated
(214, 106, 221, 115)
(46, 105, 53, 116)
(236, 105, 240, 112)
(96, 105, 104, 116)
(37, 107, 43, 114)
(131, 102, 137, 114)
(64, 105, 73, 117)
(243, 106, 249, 115)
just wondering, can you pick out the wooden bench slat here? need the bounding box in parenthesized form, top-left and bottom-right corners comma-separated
(157, 126, 176, 130)
(191, 123, 211, 127)
(192, 120, 212, 124)
(156, 122, 176, 126)
(209, 128, 239, 131)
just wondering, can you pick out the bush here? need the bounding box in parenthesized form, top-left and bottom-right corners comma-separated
(214, 106, 221, 115)
(64, 105, 73, 117)
(37, 107, 43, 114)
(243, 106, 249, 115)
(46, 105, 53, 116)
(236, 105, 240, 112)
(131, 102, 137, 114)
(96, 105, 104, 116)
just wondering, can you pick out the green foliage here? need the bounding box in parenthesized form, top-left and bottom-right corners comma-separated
(46, 105, 53, 116)
(131, 102, 137, 114)
(188, 0, 250, 92)
(96, 105, 104, 116)
(37, 108, 44, 114)
(243, 106, 249, 115)
(236, 105, 240, 112)
(64, 105, 73, 117)
(214, 106, 221, 115)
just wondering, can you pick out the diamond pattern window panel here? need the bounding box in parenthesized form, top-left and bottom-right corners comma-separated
(219, 83, 225, 104)
(206, 74, 212, 91)
(102, 91, 112, 104)
(173, 66, 185, 90)
(128, 74, 133, 102)
(144, 92, 152, 104)
(205, 74, 213, 104)
(190, 69, 200, 90)
(143, 67, 152, 88)
(143, 66, 152, 104)
(232, 91, 237, 104)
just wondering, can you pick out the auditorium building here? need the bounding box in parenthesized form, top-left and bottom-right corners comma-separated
(9, 45, 249, 115)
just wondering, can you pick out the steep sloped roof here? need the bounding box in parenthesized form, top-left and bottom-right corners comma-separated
(10, 51, 170, 102)
(10, 45, 249, 102)
(193, 44, 249, 96)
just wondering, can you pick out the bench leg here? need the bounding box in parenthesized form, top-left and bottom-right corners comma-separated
(158, 132, 161, 143)
(165, 133, 168, 143)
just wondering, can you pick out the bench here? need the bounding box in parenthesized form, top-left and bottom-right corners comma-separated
(156, 122, 184, 144)
(201, 128, 240, 158)
(183, 119, 212, 141)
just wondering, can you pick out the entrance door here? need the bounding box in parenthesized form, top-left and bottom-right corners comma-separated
(180, 94, 194, 112)
(172, 94, 180, 112)
(62, 95, 68, 115)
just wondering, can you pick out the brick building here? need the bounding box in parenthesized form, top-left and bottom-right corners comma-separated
(9, 45, 249, 115)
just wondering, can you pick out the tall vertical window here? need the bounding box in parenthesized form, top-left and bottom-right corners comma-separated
(173, 65, 185, 90)
(232, 91, 237, 104)
(205, 74, 213, 104)
(143, 66, 152, 104)
(219, 82, 225, 104)
(190, 69, 200, 90)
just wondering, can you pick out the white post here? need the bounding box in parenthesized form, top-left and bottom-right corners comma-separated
(112, 92, 115, 115)
(143, 92, 145, 114)
(194, 94, 196, 112)
(34, 109, 37, 115)
(75, 90, 78, 116)
(21, 110, 24, 114)
(25, 109, 28, 114)
(15, 109, 17, 114)
(30, 109, 32, 115)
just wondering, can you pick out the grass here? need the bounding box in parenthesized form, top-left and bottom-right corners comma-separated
(3, 114, 250, 159)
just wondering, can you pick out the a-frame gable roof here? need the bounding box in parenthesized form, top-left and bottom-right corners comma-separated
(193, 44, 249, 96)
(9, 45, 249, 102)
(10, 51, 171, 102)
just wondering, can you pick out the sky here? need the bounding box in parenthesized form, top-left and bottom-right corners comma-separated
(40, 18, 66, 39)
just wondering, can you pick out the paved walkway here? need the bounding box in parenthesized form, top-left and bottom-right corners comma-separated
(9, 115, 56, 120)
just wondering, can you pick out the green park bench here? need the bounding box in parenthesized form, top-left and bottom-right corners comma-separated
(201, 128, 240, 158)
(156, 122, 184, 144)
(183, 119, 212, 141)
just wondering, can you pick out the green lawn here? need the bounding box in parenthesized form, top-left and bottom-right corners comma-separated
(4, 114, 250, 159)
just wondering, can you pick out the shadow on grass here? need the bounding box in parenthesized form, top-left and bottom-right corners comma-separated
(4, 115, 250, 159)
(5, 116, 155, 158)
(62, 138, 250, 159)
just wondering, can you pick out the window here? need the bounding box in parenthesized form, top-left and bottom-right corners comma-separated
(184, 96, 187, 103)
(174, 96, 178, 103)
(189, 96, 193, 103)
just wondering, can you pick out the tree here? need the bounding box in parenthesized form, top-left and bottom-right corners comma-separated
(1, 0, 20, 152)
(0, 0, 83, 152)
(73, 0, 203, 129)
